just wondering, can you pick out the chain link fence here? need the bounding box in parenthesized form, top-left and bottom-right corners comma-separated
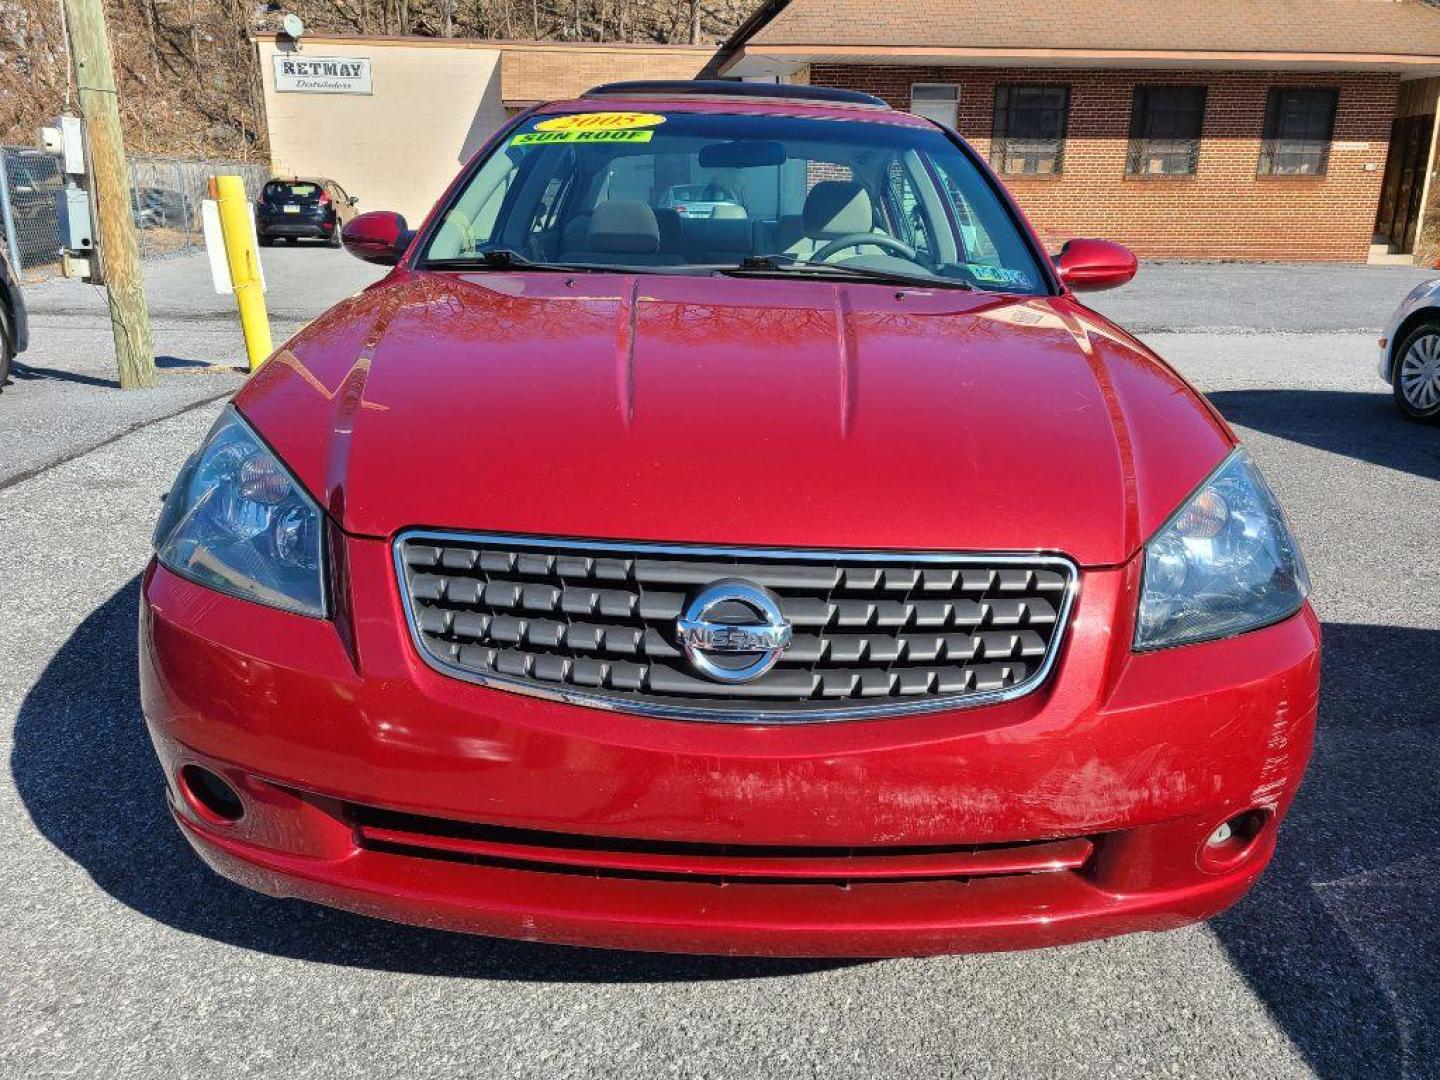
(128, 156, 269, 262)
(0, 146, 269, 280)
(0, 147, 64, 278)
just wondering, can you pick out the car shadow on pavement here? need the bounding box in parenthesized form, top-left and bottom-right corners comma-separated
(1206, 389, 1440, 482)
(1211, 621, 1440, 1078)
(9, 576, 853, 984)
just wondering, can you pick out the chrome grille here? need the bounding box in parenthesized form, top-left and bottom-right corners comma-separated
(394, 532, 1077, 723)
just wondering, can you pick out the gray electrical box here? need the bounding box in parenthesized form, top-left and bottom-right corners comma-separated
(59, 185, 93, 251)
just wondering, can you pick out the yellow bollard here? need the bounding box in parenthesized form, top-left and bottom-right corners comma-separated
(210, 175, 273, 371)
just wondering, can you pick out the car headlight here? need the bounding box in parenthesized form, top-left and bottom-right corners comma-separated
(1135, 448, 1309, 650)
(153, 406, 326, 617)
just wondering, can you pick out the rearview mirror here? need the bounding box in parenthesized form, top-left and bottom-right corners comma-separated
(342, 210, 409, 266)
(698, 140, 786, 169)
(1055, 238, 1137, 292)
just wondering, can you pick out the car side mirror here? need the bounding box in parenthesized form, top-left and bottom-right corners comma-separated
(1055, 238, 1137, 292)
(342, 210, 409, 266)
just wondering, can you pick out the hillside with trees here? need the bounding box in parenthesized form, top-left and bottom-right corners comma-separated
(0, 0, 756, 160)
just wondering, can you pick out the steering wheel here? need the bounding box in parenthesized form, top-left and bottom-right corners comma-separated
(811, 233, 918, 264)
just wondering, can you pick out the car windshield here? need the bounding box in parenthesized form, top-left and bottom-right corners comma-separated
(419, 109, 1047, 293)
(263, 182, 322, 202)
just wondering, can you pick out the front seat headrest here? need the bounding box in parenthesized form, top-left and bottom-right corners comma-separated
(803, 181, 873, 239)
(587, 200, 661, 254)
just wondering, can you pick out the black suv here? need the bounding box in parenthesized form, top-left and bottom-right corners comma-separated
(256, 177, 358, 247)
(1, 251, 29, 391)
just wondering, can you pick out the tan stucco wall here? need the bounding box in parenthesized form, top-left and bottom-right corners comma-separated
(257, 38, 507, 224)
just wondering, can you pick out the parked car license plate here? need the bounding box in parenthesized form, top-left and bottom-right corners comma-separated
(284, 204, 300, 213)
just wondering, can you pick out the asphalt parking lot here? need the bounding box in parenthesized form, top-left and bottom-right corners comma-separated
(1, 250, 1437, 1078)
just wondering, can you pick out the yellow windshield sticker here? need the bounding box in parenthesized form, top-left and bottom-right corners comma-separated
(533, 111, 666, 133)
(514, 129, 655, 146)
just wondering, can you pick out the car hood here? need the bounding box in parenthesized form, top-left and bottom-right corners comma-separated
(236, 271, 1232, 566)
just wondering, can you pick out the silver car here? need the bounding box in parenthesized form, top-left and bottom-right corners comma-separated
(1380, 278, 1440, 421)
(656, 183, 745, 220)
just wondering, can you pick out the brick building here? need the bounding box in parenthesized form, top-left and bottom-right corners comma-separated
(707, 0, 1440, 262)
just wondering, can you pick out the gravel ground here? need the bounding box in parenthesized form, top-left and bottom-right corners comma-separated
(0, 257, 1436, 1079)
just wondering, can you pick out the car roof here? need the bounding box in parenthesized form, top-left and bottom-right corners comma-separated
(588, 80, 887, 108)
(533, 79, 930, 129)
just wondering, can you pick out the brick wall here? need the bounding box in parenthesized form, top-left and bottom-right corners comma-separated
(500, 44, 713, 105)
(810, 64, 1400, 261)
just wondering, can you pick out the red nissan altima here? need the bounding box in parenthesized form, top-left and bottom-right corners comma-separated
(140, 81, 1318, 956)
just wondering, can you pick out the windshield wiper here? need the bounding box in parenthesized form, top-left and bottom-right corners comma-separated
(422, 249, 605, 273)
(718, 254, 973, 291)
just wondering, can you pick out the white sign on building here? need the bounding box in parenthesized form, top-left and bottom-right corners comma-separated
(273, 55, 373, 95)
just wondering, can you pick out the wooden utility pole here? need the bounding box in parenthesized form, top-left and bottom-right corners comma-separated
(61, 0, 156, 389)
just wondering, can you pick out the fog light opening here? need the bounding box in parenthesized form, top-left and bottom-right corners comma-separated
(1208, 821, 1234, 846)
(1199, 808, 1271, 871)
(178, 764, 245, 825)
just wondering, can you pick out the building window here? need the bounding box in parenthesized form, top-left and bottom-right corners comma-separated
(1127, 85, 1206, 176)
(1258, 88, 1339, 176)
(991, 85, 1070, 175)
(911, 84, 959, 129)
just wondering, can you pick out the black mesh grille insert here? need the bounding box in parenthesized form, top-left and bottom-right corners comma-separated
(395, 533, 1077, 721)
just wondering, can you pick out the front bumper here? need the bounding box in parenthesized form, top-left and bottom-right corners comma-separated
(2, 271, 27, 354)
(1379, 281, 1440, 382)
(140, 538, 1320, 957)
